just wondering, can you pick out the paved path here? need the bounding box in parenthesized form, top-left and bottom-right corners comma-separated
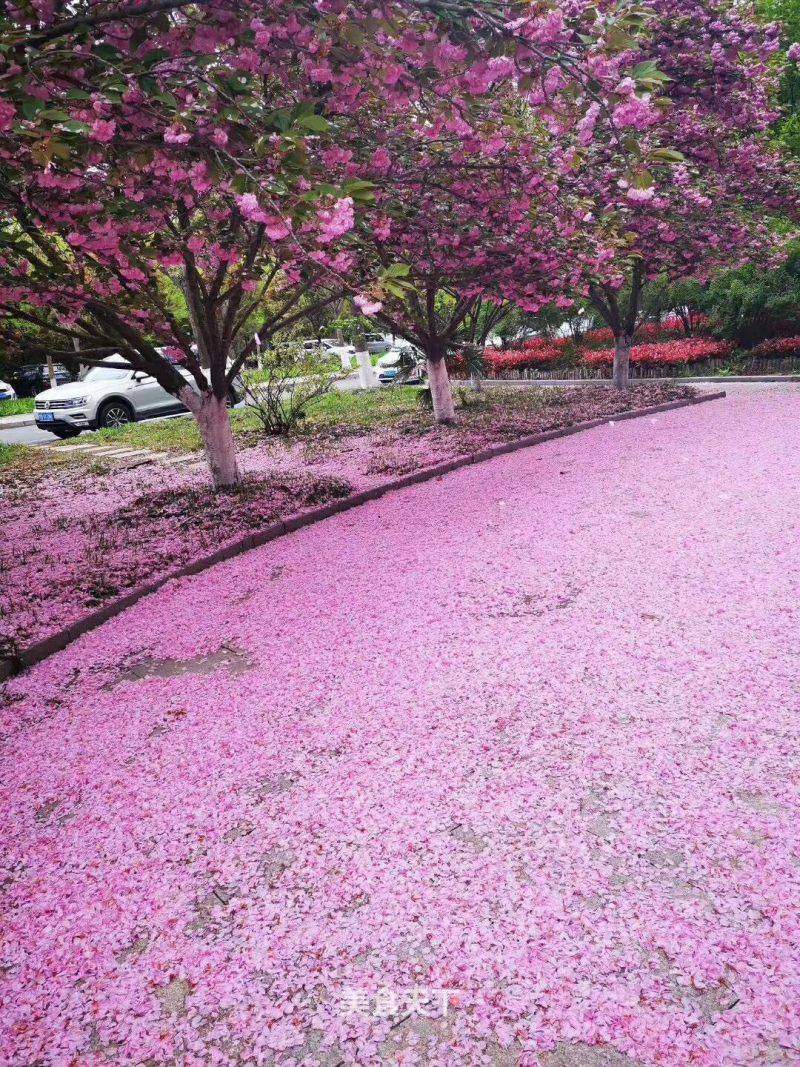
(3, 386, 800, 1065)
(0, 422, 57, 446)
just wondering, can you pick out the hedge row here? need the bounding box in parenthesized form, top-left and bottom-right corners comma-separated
(449, 329, 800, 378)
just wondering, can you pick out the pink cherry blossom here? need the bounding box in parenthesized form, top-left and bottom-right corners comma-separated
(0, 100, 15, 131)
(89, 118, 116, 143)
(317, 197, 355, 244)
(354, 293, 383, 315)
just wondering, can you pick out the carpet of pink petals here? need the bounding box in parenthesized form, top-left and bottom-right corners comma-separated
(0, 384, 689, 653)
(2, 385, 800, 1064)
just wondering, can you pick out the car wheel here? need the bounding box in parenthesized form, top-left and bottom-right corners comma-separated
(97, 400, 134, 428)
(50, 427, 81, 439)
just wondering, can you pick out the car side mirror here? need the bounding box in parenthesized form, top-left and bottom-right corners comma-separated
(132, 371, 145, 382)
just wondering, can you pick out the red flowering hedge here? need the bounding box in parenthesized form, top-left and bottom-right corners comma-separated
(485, 338, 568, 374)
(582, 326, 616, 347)
(751, 335, 800, 358)
(584, 338, 733, 368)
(448, 323, 731, 379)
(448, 338, 570, 377)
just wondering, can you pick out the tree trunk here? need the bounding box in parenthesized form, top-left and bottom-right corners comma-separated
(181, 388, 240, 489)
(467, 344, 484, 393)
(352, 330, 374, 389)
(72, 337, 87, 380)
(46, 353, 57, 389)
(427, 355, 456, 423)
(613, 335, 633, 389)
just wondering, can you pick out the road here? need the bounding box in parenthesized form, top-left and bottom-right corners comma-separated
(0, 423, 57, 446)
(3, 385, 800, 1064)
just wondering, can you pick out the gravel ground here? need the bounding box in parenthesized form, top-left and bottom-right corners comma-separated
(2, 385, 800, 1065)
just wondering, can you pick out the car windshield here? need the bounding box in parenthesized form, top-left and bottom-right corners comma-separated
(83, 365, 132, 382)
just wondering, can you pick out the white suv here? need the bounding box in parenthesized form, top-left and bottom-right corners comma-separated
(34, 356, 240, 439)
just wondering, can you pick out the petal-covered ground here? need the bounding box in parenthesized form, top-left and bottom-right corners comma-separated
(2, 385, 800, 1065)
(0, 383, 692, 653)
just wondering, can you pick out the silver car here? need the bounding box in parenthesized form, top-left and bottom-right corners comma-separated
(34, 356, 240, 439)
(363, 333, 392, 355)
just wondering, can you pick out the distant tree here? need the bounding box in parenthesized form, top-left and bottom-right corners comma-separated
(704, 245, 800, 345)
(640, 278, 708, 335)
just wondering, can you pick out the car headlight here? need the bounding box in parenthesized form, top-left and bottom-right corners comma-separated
(63, 397, 88, 407)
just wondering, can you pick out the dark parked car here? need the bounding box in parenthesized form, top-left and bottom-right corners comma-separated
(9, 363, 74, 397)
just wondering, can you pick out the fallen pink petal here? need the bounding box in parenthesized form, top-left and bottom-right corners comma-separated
(1, 0, 799, 1061)
(2, 387, 799, 1064)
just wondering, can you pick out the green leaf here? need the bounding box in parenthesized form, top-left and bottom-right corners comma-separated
(383, 262, 411, 279)
(632, 60, 671, 87)
(142, 49, 169, 69)
(296, 113, 330, 133)
(271, 108, 292, 132)
(385, 280, 414, 299)
(649, 148, 685, 164)
(344, 179, 376, 203)
(58, 120, 92, 134)
(628, 168, 655, 189)
(21, 98, 42, 120)
(93, 44, 120, 62)
(632, 60, 657, 77)
(605, 26, 638, 51)
(34, 109, 70, 122)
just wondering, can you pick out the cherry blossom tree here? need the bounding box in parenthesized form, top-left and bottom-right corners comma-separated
(0, 0, 685, 463)
(0, 1, 517, 484)
(341, 127, 603, 421)
(565, 0, 795, 387)
(318, 7, 672, 421)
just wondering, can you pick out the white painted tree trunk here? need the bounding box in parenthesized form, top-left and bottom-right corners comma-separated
(46, 353, 57, 389)
(72, 338, 87, 380)
(355, 347, 375, 389)
(427, 356, 456, 424)
(613, 335, 632, 389)
(465, 344, 483, 392)
(180, 387, 240, 489)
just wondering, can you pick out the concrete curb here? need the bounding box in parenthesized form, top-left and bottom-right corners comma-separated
(0, 389, 726, 681)
(0, 412, 35, 428)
